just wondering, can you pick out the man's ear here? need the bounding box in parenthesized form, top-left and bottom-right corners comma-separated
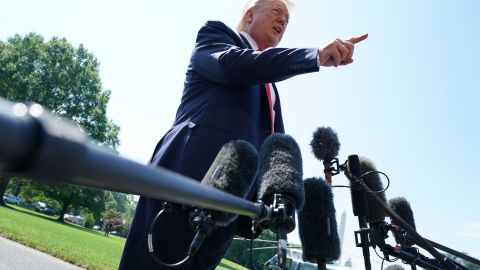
(245, 9, 254, 23)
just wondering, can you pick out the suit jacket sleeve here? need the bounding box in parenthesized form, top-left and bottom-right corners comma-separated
(191, 21, 320, 86)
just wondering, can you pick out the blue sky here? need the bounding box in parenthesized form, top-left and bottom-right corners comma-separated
(1, 0, 479, 268)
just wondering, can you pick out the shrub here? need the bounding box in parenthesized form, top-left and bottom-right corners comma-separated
(84, 213, 95, 229)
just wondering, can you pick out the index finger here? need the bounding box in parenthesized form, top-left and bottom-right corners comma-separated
(347, 33, 368, 44)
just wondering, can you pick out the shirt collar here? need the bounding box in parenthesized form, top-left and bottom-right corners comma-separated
(239, 31, 259, 50)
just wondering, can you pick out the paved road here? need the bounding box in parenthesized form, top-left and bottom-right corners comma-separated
(0, 236, 85, 270)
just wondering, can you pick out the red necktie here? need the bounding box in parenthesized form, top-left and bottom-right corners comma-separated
(265, 83, 275, 134)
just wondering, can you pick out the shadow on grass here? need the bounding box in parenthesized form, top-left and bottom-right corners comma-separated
(5, 205, 108, 237)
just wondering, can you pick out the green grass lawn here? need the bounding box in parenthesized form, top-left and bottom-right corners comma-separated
(0, 204, 125, 269)
(0, 204, 248, 270)
(217, 259, 249, 270)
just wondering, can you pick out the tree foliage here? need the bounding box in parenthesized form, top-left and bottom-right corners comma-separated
(38, 183, 107, 222)
(344, 257, 353, 268)
(103, 191, 136, 236)
(0, 32, 119, 149)
(0, 33, 119, 210)
(102, 208, 127, 236)
(84, 213, 95, 229)
(224, 229, 278, 269)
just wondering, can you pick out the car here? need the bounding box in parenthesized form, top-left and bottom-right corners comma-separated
(40, 207, 56, 216)
(3, 194, 20, 205)
(33, 201, 47, 210)
(64, 214, 84, 225)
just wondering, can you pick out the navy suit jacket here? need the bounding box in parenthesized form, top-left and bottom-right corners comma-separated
(119, 21, 319, 270)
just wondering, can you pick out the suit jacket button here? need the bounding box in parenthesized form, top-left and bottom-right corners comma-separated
(264, 129, 270, 135)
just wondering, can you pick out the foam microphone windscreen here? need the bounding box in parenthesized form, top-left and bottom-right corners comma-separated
(298, 177, 341, 263)
(200, 140, 259, 226)
(310, 127, 340, 161)
(257, 134, 304, 210)
(385, 265, 406, 270)
(359, 156, 387, 224)
(388, 196, 416, 246)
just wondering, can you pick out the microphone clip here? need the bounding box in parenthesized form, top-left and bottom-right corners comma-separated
(323, 158, 342, 176)
(259, 194, 296, 270)
(354, 227, 373, 248)
(269, 194, 296, 234)
(189, 209, 216, 235)
(187, 209, 217, 258)
(370, 222, 391, 261)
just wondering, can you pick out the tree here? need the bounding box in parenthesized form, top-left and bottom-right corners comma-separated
(84, 213, 95, 229)
(102, 208, 125, 236)
(103, 191, 136, 236)
(224, 230, 278, 269)
(38, 183, 107, 222)
(344, 257, 353, 268)
(0, 33, 119, 206)
(105, 191, 136, 213)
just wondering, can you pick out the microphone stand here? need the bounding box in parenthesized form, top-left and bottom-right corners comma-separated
(369, 222, 391, 261)
(405, 235, 480, 267)
(261, 194, 297, 270)
(383, 244, 443, 270)
(370, 223, 473, 270)
(345, 155, 372, 270)
(352, 174, 460, 270)
(330, 153, 459, 270)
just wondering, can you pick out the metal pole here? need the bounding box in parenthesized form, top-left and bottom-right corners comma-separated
(0, 98, 264, 220)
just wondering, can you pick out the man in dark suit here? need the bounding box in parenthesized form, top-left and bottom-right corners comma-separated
(119, 0, 367, 269)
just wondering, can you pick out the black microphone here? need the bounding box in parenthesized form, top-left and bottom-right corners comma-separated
(388, 196, 417, 247)
(358, 156, 391, 261)
(309, 127, 371, 269)
(148, 139, 259, 267)
(257, 134, 304, 209)
(257, 133, 304, 268)
(385, 265, 406, 270)
(347, 154, 372, 270)
(198, 140, 259, 226)
(359, 156, 387, 225)
(388, 196, 480, 268)
(188, 140, 259, 256)
(310, 127, 341, 183)
(298, 177, 341, 270)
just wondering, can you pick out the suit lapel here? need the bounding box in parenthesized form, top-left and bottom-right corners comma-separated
(238, 31, 280, 133)
(238, 33, 252, 49)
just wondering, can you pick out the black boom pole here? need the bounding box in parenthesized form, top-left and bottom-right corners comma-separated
(0, 98, 265, 220)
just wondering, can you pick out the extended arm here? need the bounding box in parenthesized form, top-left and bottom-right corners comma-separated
(192, 22, 319, 85)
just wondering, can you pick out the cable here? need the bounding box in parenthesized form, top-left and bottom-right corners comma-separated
(249, 236, 259, 270)
(332, 171, 390, 192)
(248, 222, 262, 270)
(331, 184, 351, 188)
(147, 202, 191, 268)
(359, 170, 391, 193)
(374, 246, 399, 263)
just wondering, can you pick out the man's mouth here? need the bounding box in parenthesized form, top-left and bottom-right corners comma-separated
(273, 26, 282, 35)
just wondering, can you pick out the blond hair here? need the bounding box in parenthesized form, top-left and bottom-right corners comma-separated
(236, 0, 295, 32)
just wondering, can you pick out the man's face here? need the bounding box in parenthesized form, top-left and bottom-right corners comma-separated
(245, 0, 289, 50)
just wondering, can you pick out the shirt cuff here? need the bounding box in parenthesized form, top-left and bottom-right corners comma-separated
(316, 49, 321, 68)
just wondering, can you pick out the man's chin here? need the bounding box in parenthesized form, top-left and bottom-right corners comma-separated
(265, 39, 281, 48)
(270, 41, 281, 48)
